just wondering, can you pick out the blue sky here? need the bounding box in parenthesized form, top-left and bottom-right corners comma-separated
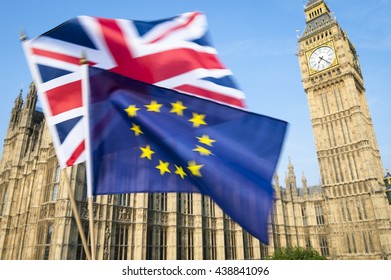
(0, 0, 390, 187)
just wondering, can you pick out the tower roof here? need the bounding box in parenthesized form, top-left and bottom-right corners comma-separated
(300, 0, 336, 40)
(306, 0, 321, 8)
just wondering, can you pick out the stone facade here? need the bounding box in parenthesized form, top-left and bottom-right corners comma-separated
(0, 0, 390, 260)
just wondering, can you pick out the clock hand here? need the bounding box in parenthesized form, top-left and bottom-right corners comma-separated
(318, 57, 322, 64)
(319, 56, 331, 64)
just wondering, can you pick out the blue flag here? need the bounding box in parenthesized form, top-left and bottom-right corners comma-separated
(87, 67, 287, 243)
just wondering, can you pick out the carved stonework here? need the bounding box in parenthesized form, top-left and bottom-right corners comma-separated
(39, 204, 48, 220)
(117, 207, 131, 221)
(103, 225, 111, 260)
(188, 216, 194, 227)
(80, 203, 88, 219)
(48, 203, 55, 218)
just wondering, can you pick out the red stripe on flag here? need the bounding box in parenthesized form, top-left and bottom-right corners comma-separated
(97, 18, 148, 81)
(32, 48, 96, 66)
(66, 140, 85, 166)
(97, 18, 224, 85)
(175, 84, 245, 108)
(45, 80, 83, 116)
(135, 49, 225, 83)
(148, 12, 200, 44)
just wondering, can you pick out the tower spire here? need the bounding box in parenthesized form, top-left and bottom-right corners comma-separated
(14, 89, 23, 109)
(24, 82, 37, 111)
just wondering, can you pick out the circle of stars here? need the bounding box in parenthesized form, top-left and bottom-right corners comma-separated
(124, 99, 216, 179)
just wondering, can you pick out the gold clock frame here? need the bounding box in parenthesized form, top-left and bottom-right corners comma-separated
(306, 41, 339, 75)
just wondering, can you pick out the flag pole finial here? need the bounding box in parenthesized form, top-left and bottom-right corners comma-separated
(80, 51, 88, 65)
(19, 31, 27, 42)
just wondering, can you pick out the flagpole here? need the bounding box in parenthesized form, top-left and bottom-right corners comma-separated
(62, 167, 92, 260)
(80, 54, 96, 260)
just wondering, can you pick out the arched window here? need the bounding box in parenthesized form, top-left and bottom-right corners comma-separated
(44, 223, 53, 259)
(51, 166, 60, 201)
(0, 186, 7, 215)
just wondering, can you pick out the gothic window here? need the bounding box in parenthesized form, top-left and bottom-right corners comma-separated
(337, 156, 344, 182)
(286, 235, 292, 248)
(368, 232, 374, 253)
(202, 196, 215, 217)
(319, 235, 329, 257)
(52, 166, 60, 201)
(243, 231, 254, 260)
(202, 203, 218, 260)
(177, 227, 184, 260)
(177, 193, 193, 214)
(345, 200, 352, 221)
(148, 193, 166, 211)
(114, 224, 129, 260)
(346, 234, 352, 253)
(0, 186, 7, 216)
(187, 193, 193, 215)
(118, 194, 130, 206)
(81, 179, 87, 201)
(315, 203, 325, 225)
(362, 232, 369, 254)
(44, 223, 53, 260)
(305, 236, 311, 249)
(301, 205, 308, 226)
(187, 229, 194, 260)
(209, 198, 215, 217)
(161, 193, 167, 212)
(147, 226, 167, 260)
(148, 193, 155, 210)
(340, 201, 346, 222)
(36, 222, 53, 260)
(259, 242, 268, 260)
(351, 234, 357, 253)
(224, 216, 236, 260)
(178, 193, 183, 213)
(178, 228, 195, 260)
(333, 159, 339, 183)
(361, 196, 368, 219)
(146, 227, 153, 259)
(356, 197, 363, 221)
(76, 222, 89, 260)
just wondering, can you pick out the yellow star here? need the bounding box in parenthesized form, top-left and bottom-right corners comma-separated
(189, 113, 207, 128)
(193, 145, 213, 156)
(174, 165, 187, 179)
(145, 100, 163, 112)
(139, 145, 155, 160)
(156, 160, 171, 175)
(170, 101, 187, 116)
(187, 161, 203, 177)
(130, 123, 143, 136)
(124, 104, 140, 117)
(197, 135, 216, 147)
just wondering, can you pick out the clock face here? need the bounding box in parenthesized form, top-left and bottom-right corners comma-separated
(309, 46, 335, 71)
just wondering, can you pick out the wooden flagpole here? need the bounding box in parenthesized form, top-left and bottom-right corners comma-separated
(62, 168, 92, 260)
(87, 197, 96, 260)
(80, 55, 96, 260)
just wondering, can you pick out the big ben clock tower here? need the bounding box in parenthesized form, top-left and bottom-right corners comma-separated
(297, 0, 391, 259)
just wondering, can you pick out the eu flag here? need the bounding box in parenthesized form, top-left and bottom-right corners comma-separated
(87, 67, 287, 243)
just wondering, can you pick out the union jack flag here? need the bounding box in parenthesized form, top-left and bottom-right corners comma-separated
(22, 12, 245, 168)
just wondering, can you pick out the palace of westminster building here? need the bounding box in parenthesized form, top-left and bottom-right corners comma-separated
(0, 0, 390, 260)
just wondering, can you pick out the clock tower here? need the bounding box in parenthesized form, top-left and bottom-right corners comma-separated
(297, 0, 391, 259)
